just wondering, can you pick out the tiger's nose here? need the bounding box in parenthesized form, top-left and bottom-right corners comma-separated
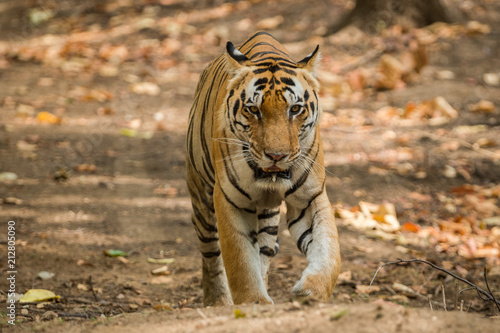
(265, 152, 288, 162)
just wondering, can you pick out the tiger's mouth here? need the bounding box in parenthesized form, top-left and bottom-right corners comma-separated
(254, 166, 292, 180)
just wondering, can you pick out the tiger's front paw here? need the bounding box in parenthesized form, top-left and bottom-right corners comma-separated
(232, 291, 274, 305)
(291, 271, 336, 302)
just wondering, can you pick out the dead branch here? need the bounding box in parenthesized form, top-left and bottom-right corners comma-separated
(423, 131, 500, 160)
(88, 275, 100, 302)
(370, 258, 500, 312)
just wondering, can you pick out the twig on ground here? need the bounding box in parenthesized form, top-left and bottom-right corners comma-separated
(484, 267, 500, 314)
(370, 258, 500, 312)
(423, 131, 500, 160)
(88, 276, 99, 302)
(441, 284, 447, 311)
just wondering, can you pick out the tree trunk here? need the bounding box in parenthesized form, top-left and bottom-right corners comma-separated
(327, 0, 453, 35)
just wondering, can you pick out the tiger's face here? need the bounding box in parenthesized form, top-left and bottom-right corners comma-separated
(223, 44, 321, 184)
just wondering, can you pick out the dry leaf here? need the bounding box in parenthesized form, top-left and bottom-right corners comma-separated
(257, 16, 283, 30)
(355, 285, 380, 294)
(151, 276, 173, 284)
(470, 100, 496, 113)
(19, 289, 60, 303)
(130, 82, 160, 96)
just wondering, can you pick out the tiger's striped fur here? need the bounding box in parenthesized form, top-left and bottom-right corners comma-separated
(186, 31, 340, 306)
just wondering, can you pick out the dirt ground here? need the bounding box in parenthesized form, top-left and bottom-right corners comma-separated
(1, 0, 500, 331)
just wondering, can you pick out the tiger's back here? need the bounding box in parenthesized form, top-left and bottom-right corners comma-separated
(186, 32, 340, 306)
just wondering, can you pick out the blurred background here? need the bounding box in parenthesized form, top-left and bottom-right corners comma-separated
(0, 0, 499, 328)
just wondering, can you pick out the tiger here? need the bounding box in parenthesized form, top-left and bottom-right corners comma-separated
(186, 31, 340, 306)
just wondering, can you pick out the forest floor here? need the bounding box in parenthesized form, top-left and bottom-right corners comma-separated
(1, 0, 500, 331)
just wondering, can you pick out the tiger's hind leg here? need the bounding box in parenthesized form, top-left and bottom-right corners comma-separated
(188, 177, 232, 306)
(257, 207, 281, 287)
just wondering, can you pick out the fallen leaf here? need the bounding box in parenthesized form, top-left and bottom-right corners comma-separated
(433, 96, 458, 119)
(77, 283, 89, 291)
(234, 308, 246, 318)
(483, 216, 500, 226)
(483, 73, 500, 86)
(153, 303, 173, 311)
(19, 289, 60, 303)
(36, 111, 61, 125)
(147, 258, 175, 264)
(120, 128, 138, 137)
(104, 249, 128, 257)
(37, 271, 55, 280)
(375, 54, 404, 90)
(330, 308, 349, 321)
(257, 16, 283, 30)
(16, 140, 37, 151)
(355, 285, 380, 294)
(75, 164, 97, 173)
(453, 125, 488, 135)
(392, 283, 417, 297)
(466, 21, 491, 35)
(388, 295, 410, 304)
(153, 186, 178, 197)
(151, 266, 171, 275)
(338, 270, 352, 283)
(4, 197, 23, 205)
(150, 276, 173, 284)
(130, 82, 160, 96)
(0, 172, 18, 181)
(77, 259, 94, 267)
(41, 311, 58, 321)
(401, 222, 421, 233)
(470, 100, 496, 113)
(117, 256, 129, 264)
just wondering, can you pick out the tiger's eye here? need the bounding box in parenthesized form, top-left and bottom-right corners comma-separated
(290, 105, 303, 116)
(248, 106, 259, 114)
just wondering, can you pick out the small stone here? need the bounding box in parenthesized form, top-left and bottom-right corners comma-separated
(443, 165, 457, 178)
(4, 197, 23, 205)
(37, 271, 55, 280)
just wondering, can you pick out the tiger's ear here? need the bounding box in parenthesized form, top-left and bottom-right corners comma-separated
(226, 42, 250, 70)
(297, 45, 321, 76)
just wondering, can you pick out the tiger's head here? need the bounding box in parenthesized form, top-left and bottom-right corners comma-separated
(222, 42, 322, 184)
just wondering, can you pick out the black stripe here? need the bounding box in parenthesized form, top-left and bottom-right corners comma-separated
(244, 41, 289, 58)
(192, 218, 217, 243)
(193, 205, 217, 232)
(219, 144, 252, 200)
(250, 51, 286, 59)
(285, 142, 319, 198)
(258, 210, 280, 219)
(250, 230, 258, 244)
(258, 226, 278, 235)
(260, 246, 276, 257)
(284, 86, 295, 95)
(234, 120, 250, 131)
(219, 186, 256, 214)
(253, 56, 296, 65)
(240, 32, 280, 49)
(304, 90, 310, 102)
(199, 59, 227, 180)
(287, 182, 325, 228)
(254, 78, 268, 86)
(297, 227, 313, 254)
(233, 98, 240, 117)
(201, 250, 221, 258)
(304, 239, 313, 254)
(280, 77, 295, 86)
